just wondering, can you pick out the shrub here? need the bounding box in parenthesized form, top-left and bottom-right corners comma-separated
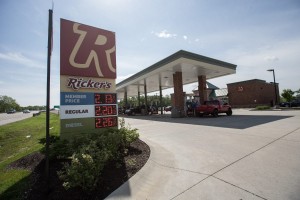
(255, 106, 271, 110)
(58, 153, 100, 191)
(56, 119, 139, 192)
(49, 139, 72, 159)
(58, 140, 110, 191)
(119, 118, 139, 148)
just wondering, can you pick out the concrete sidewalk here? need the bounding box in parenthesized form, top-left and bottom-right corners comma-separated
(106, 109, 300, 200)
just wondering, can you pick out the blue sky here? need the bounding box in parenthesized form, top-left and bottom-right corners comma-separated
(0, 0, 300, 107)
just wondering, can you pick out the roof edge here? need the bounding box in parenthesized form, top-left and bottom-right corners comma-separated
(117, 50, 237, 87)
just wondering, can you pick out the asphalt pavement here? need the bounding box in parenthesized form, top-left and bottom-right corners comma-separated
(0, 111, 40, 126)
(106, 109, 300, 200)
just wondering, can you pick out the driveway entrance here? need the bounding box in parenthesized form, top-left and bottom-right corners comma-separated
(107, 109, 300, 200)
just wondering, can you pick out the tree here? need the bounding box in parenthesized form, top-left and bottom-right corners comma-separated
(162, 95, 172, 106)
(295, 89, 300, 99)
(281, 89, 294, 102)
(0, 95, 21, 113)
(118, 94, 172, 108)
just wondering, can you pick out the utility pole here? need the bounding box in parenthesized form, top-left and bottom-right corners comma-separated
(267, 69, 278, 105)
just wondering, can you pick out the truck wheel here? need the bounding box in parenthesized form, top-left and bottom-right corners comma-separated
(226, 109, 232, 116)
(212, 109, 218, 117)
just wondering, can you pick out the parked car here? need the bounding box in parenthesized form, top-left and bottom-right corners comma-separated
(164, 106, 172, 112)
(118, 107, 125, 114)
(125, 106, 143, 115)
(291, 101, 300, 107)
(23, 110, 31, 113)
(125, 106, 153, 115)
(279, 102, 289, 107)
(195, 100, 232, 117)
(279, 101, 300, 107)
(7, 109, 16, 114)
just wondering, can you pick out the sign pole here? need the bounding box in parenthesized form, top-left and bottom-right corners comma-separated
(45, 9, 53, 183)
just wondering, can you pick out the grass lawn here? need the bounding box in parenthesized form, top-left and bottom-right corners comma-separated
(0, 112, 59, 199)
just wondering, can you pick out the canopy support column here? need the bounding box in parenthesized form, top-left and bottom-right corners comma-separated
(124, 90, 128, 108)
(144, 79, 148, 111)
(172, 71, 184, 117)
(159, 85, 163, 115)
(137, 85, 141, 107)
(198, 75, 207, 104)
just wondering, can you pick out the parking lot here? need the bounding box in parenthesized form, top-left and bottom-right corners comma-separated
(107, 109, 300, 200)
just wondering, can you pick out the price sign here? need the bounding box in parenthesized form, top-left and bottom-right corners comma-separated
(94, 93, 117, 104)
(95, 116, 118, 128)
(60, 19, 117, 139)
(94, 93, 118, 128)
(95, 105, 117, 116)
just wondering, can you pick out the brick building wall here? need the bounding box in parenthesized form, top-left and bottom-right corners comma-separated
(227, 79, 279, 108)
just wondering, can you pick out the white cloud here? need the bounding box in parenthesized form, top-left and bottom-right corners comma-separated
(264, 56, 279, 61)
(183, 35, 188, 40)
(1, 80, 46, 106)
(0, 52, 44, 69)
(154, 30, 177, 39)
(209, 38, 300, 93)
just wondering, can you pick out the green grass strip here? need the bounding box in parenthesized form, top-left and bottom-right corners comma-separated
(0, 112, 59, 198)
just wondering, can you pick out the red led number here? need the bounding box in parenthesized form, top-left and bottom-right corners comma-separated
(105, 94, 115, 104)
(95, 105, 117, 116)
(94, 94, 102, 104)
(94, 93, 116, 104)
(95, 117, 117, 128)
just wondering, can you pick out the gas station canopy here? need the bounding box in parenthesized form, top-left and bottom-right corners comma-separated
(116, 50, 237, 99)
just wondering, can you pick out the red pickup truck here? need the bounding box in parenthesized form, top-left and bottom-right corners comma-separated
(195, 100, 232, 117)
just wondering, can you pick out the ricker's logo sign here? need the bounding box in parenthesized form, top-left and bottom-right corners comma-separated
(60, 19, 116, 78)
(67, 77, 112, 90)
(60, 19, 118, 139)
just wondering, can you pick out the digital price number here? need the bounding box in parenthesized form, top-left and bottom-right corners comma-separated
(94, 93, 117, 104)
(95, 116, 118, 128)
(94, 93, 118, 128)
(95, 105, 117, 116)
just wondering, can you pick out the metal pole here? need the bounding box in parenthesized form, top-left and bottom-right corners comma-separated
(124, 90, 127, 107)
(144, 79, 148, 108)
(45, 9, 53, 182)
(272, 70, 277, 105)
(159, 86, 163, 115)
(137, 85, 140, 107)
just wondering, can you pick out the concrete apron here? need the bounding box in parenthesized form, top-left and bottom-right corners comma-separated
(106, 109, 300, 200)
